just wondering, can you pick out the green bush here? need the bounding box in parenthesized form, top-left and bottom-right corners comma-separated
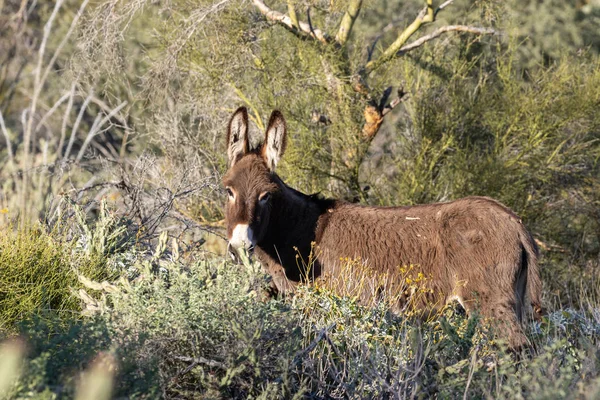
(0, 227, 118, 334)
(5, 246, 600, 399)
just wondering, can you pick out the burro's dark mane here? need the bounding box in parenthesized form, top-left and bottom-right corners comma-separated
(223, 107, 543, 350)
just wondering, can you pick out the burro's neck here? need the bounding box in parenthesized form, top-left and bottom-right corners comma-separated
(256, 175, 334, 285)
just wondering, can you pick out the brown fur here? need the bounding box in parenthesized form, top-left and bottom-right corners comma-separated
(223, 107, 543, 349)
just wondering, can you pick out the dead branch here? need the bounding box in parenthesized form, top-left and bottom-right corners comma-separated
(382, 88, 408, 116)
(398, 25, 497, 55)
(0, 110, 14, 164)
(251, 0, 331, 44)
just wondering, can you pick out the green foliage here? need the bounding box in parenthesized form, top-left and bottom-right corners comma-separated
(0, 227, 117, 334)
(1, 1, 600, 398)
(5, 247, 600, 399)
(373, 49, 600, 304)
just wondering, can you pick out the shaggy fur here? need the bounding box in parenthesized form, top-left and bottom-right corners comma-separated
(223, 107, 543, 349)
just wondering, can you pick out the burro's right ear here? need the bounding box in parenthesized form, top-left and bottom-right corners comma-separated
(226, 107, 250, 166)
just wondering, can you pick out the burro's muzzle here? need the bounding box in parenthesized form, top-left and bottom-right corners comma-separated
(227, 224, 255, 264)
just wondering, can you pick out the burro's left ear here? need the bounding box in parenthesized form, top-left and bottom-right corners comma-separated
(261, 110, 287, 171)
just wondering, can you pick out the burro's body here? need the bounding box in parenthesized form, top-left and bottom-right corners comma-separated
(223, 107, 542, 348)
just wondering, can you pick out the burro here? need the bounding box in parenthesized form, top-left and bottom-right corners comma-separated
(222, 107, 543, 350)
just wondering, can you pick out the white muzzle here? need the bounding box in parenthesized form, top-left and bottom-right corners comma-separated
(227, 224, 256, 263)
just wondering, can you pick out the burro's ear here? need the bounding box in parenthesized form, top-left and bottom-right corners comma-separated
(226, 107, 250, 166)
(261, 110, 287, 171)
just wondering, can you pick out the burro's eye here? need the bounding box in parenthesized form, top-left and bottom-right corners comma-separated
(258, 191, 271, 204)
(225, 187, 235, 199)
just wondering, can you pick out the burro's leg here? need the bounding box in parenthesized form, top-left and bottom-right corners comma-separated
(265, 264, 298, 297)
(462, 278, 527, 350)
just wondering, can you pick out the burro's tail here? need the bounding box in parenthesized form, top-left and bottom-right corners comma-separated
(520, 228, 543, 320)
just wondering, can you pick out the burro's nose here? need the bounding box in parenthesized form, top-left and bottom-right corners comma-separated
(227, 224, 255, 263)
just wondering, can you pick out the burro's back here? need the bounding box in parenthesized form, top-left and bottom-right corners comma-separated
(222, 107, 542, 350)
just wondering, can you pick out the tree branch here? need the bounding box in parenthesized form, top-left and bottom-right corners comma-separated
(335, 0, 362, 46)
(399, 25, 497, 54)
(363, 0, 478, 74)
(251, 0, 331, 44)
(435, 0, 455, 17)
(382, 87, 408, 116)
(364, 3, 432, 74)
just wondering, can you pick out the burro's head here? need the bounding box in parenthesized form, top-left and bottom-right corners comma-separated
(223, 107, 287, 261)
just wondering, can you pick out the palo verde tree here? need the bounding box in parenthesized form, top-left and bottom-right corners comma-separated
(245, 0, 496, 199)
(81, 0, 496, 200)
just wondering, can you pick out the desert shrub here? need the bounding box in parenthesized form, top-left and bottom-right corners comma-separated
(5, 247, 600, 399)
(0, 227, 117, 334)
(375, 51, 600, 307)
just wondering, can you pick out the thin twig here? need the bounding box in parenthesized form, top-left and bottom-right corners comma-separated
(58, 83, 76, 159)
(76, 100, 128, 162)
(291, 323, 336, 367)
(435, 0, 455, 17)
(63, 90, 94, 161)
(34, 91, 71, 133)
(382, 88, 409, 116)
(21, 0, 64, 211)
(39, 0, 90, 91)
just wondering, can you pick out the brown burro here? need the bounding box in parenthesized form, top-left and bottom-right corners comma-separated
(223, 106, 543, 349)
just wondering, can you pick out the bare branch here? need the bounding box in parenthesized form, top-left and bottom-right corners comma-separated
(76, 100, 128, 162)
(22, 0, 64, 174)
(63, 90, 94, 161)
(382, 88, 409, 116)
(251, 0, 331, 44)
(34, 91, 72, 134)
(335, 0, 362, 46)
(39, 0, 90, 94)
(435, 0, 455, 16)
(58, 83, 76, 160)
(398, 25, 497, 54)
